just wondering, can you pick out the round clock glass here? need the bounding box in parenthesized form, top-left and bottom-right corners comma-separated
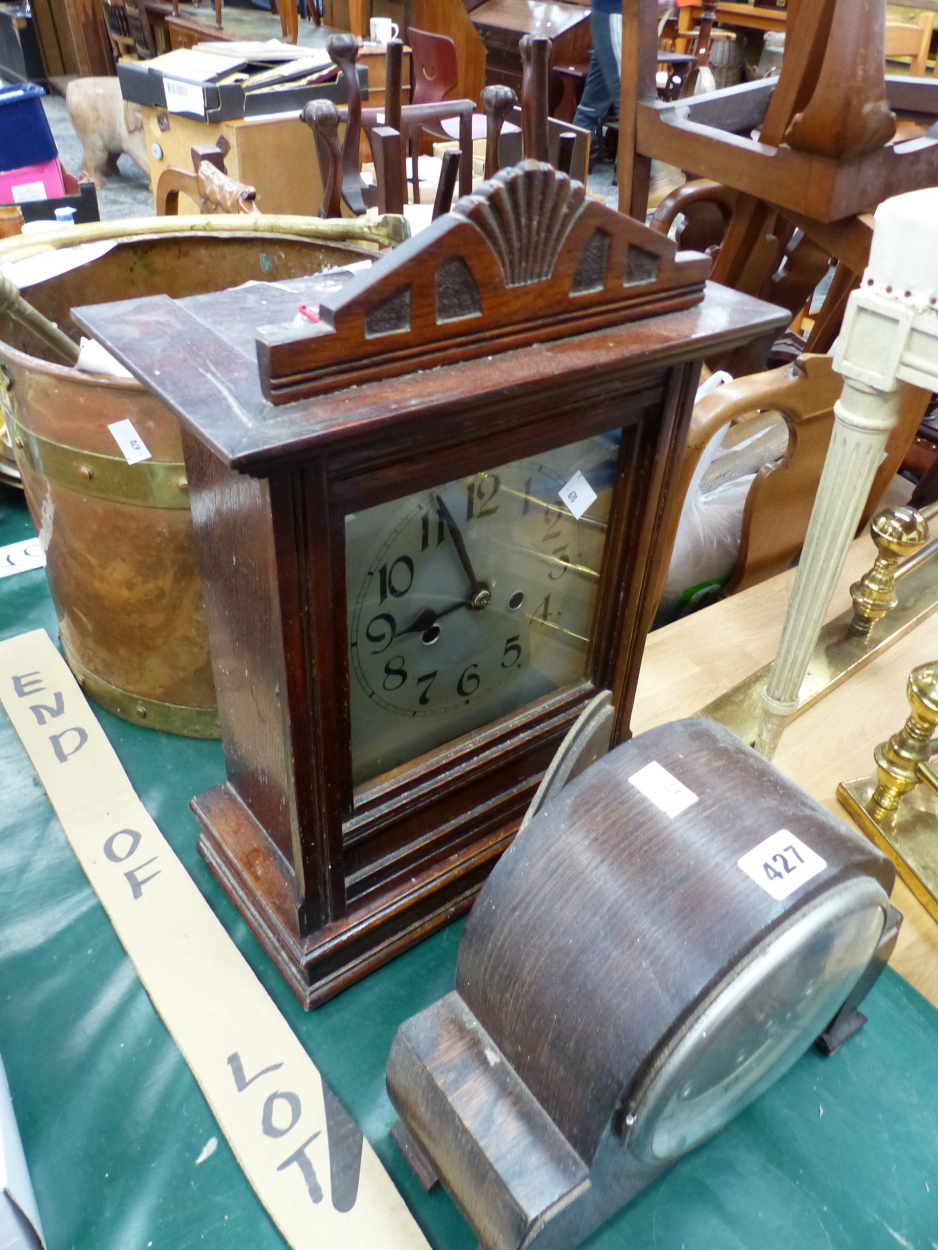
(345, 433, 621, 787)
(627, 876, 888, 1163)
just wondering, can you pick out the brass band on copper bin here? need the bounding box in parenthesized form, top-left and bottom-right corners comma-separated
(10, 418, 190, 509)
(62, 641, 220, 739)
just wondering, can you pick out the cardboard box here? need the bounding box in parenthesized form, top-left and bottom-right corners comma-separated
(119, 56, 368, 124)
(0, 159, 66, 206)
(141, 105, 336, 216)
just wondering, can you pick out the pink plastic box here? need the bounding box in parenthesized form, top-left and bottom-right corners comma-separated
(0, 158, 67, 206)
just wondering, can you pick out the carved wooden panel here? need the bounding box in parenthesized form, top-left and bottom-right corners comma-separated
(256, 161, 711, 404)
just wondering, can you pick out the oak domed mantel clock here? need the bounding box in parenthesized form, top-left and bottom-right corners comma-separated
(386, 718, 901, 1250)
(74, 163, 788, 1007)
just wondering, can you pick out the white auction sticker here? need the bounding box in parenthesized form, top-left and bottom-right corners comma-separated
(11, 182, 46, 204)
(108, 419, 151, 465)
(558, 470, 597, 520)
(738, 830, 826, 901)
(163, 77, 206, 117)
(0, 538, 46, 579)
(628, 760, 698, 819)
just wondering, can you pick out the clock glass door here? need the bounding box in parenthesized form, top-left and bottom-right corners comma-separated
(346, 432, 622, 788)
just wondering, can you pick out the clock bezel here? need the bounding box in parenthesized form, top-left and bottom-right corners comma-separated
(308, 368, 686, 910)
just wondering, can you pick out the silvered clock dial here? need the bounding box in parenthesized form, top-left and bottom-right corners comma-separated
(346, 433, 620, 787)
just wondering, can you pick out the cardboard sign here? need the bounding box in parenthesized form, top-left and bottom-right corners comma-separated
(0, 630, 430, 1250)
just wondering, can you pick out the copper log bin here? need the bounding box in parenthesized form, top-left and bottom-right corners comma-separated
(0, 218, 387, 736)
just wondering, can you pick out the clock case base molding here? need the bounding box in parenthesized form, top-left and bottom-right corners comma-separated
(193, 676, 594, 1005)
(194, 780, 515, 1007)
(73, 163, 790, 1009)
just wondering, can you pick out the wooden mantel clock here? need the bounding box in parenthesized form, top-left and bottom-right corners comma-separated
(75, 163, 788, 1007)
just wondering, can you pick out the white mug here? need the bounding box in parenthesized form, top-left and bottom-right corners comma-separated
(370, 16, 399, 43)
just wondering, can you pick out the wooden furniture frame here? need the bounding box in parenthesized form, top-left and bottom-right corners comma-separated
(102, 0, 138, 58)
(658, 0, 717, 98)
(326, 35, 474, 213)
(141, 105, 331, 218)
(156, 144, 260, 215)
(102, 0, 157, 57)
(653, 354, 930, 609)
(621, 0, 938, 223)
(470, 0, 591, 94)
(885, 12, 935, 76)
(415, 0, 487, 103)
(619, 0, 938, 373)
(74, 164, 786, 1008)
(32, 0, 113, 75)
(328, 0, 486, 106)
(676, 1, 786, 37)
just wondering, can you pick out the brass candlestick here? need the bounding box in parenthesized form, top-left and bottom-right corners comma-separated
(849, 506, 931, 639)
(839, 661, 938, 921)
(869, 662, 938, 817)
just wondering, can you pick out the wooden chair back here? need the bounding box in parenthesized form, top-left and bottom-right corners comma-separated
(121, 0, 157, 58)
(884, 13, 934, 77)
(303, 100, 343, 217)
(408, 27, 459, 105)
(102, 0, 154, 59)
(101, 0, 137, 60)
(654, 354, 930, 610)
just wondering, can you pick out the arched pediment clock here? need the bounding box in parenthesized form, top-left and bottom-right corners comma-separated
(75, 163, 788, 1006)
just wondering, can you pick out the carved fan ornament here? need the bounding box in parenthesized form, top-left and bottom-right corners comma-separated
(256, 161, 712, 405)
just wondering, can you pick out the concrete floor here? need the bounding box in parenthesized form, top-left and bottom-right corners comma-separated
(587, 157, 617, 211)
(41, 91, 154, 221)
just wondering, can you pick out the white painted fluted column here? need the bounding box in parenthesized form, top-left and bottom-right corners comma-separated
(755, 187, 938, 758)
(755, 381, 905, 757)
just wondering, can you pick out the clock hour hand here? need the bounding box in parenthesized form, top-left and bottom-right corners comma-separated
(435, 495, 491, 610)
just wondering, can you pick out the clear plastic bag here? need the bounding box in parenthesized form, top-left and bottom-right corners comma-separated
(657, 372, 761, 625)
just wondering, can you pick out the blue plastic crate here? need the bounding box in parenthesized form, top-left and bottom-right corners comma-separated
(0, 82, 58, 172)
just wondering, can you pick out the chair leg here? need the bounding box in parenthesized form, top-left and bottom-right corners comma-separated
(410, 134, 420, 204)
(805, 261, 859, 354)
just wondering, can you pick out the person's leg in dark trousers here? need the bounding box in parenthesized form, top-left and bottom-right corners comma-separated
(573, 9, 621, 166)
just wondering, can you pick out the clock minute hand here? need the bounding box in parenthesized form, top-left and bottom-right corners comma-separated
(435, 495, 491, 610)
(398, 600, 469, 637)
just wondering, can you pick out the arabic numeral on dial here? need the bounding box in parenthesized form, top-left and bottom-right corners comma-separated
(532, 593, 552, 623)
(421, 505, 446, 551)
(543, 503, 563, 543)
(365, 613, 396, 653)
(457, 664, 480, 697)
(378, 556, 414, 603)
(383, 656, 408, 691)
(548, 542, 570, 581)
(416, 671, 437, 705)
(501, 635, 522, 668)
(466, 473, 500, 522)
